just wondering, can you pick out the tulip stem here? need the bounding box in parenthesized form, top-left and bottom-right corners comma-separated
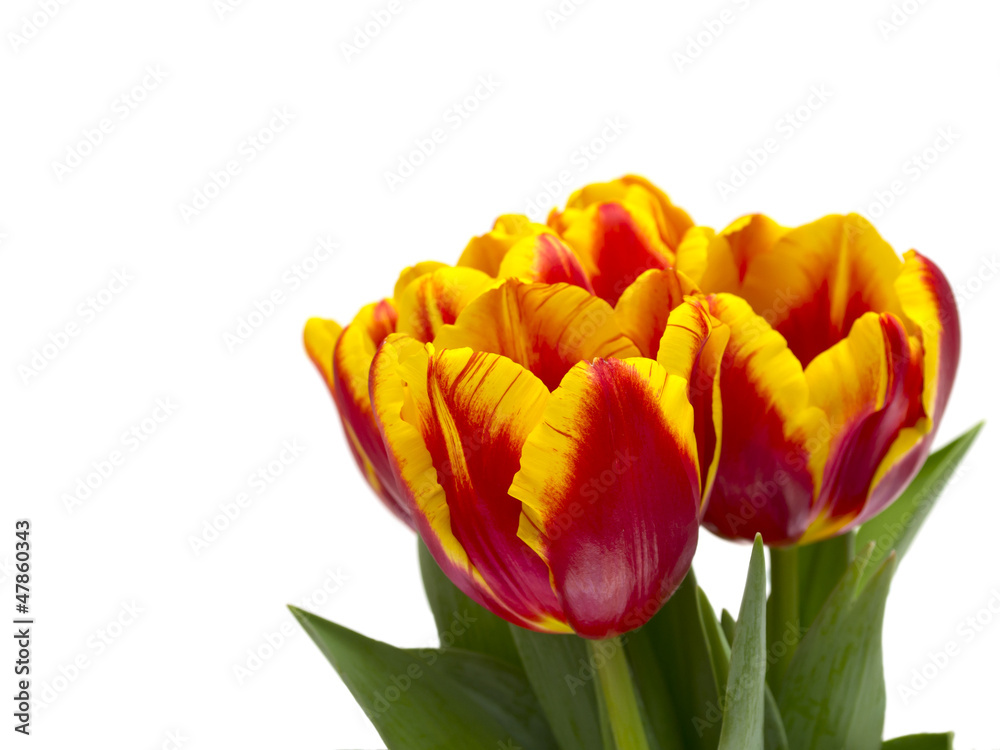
(590, 637, 650, 750)
(768, 545, 800, 690)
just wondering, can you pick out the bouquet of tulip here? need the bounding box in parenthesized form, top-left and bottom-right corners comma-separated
(296, 176, 979, 750)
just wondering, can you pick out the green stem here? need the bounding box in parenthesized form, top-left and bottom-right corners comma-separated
(768, 545, 800, 689)
(589, 637, 650, 750)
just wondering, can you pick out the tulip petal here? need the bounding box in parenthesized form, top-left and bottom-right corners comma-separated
(701, 294, 827, 545)
(557, 174, 694, 251)
(304, 317, 343, 389)
(674, 225, 715, 284)
(550, 202, 671, 306)
(393, 261, 448, 300)
(457, 215, 549, 276)
(329, 301, 411, 524)
(800, 313, 927, 542)
(434, 279, 640, 391)
(614, 268, 699, 359)
(727, 214, 907, 368)
(896, 250, 961, 427)
(497, 232, 595, 292)
(510, 357, 701, 639)
(548, 176, 693, 306)
(833, 250, 963, 537)
(656, 299, 730, 504)
(680, 214, 790, 297)
(370, 335, 569, 632)
(396, 266, 497, 343)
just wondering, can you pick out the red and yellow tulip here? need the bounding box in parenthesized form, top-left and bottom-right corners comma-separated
(682, 213, 960, 545)
(304, 177, 727, 637)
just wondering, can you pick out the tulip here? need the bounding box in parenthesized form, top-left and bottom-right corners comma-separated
(369, 277, 727, 638)
(680, 213, 960, 545)
(303, 177, 729, 635)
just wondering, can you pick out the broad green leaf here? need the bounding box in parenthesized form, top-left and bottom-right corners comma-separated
(290, 606, 558, 750)
(627, 570, 722, 750)
(857, 422, 983, 587)
(778, 546, 895, 750)
(882, 732, 954, 749)
(507, 626, 605, 750)
(797, 531, 854, 629)
(418, 540, 522, 669)
(719, 535, 767, 750)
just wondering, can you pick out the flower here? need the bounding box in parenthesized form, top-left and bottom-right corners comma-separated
(304, 176, 728, 636)
(681, 213, 960, 545)
(369, 280, 726, 638)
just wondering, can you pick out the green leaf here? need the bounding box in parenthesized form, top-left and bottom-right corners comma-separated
(697, 586, 731, 694)
(623, 628, 686, 749)
(796, 531, 854, 629)
(418, 540, 522, 669)
(857, 422, 983, 587)
(290, 606, 558, 750)
(778, 545, 895, 750)
(720, 605, 788, 750)
(762, 688, 790, 750)
(720, 609, 737, 644)
(719, 535, 767, 750)
(882, 733, 954, 749)
(507, 626, 605, 750)
(626, 570, 722, 750)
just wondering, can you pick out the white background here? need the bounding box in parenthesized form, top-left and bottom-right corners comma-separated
(1, 0, 998, 747)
